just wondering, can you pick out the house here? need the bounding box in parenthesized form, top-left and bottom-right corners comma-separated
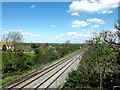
(111, 44, 120, 50)
(0, 42, 13, 50)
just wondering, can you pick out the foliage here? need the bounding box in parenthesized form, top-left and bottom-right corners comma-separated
(2, 44, 7, 51)
(30, 43, 40, 50)
(2, 30, 23, 43)
(63, 30, 120, 89)
(2, 43, 81, 74)
(33, 44, 80, 65)
(2, 52, 33, 73)
(1, 30, 23, 51)
(1, 31, 82, 86)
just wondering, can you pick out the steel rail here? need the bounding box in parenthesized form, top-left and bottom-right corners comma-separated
(3, 50, 81, 90)
(13, 54, 79, 89)
(36, 55, 80, 89)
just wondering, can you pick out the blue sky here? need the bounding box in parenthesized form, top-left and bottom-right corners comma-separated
(2, 0, 119, 43)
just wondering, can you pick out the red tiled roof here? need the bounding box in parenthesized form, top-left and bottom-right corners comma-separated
(113, 45, 120, 48)
(0, 42, 12, 46)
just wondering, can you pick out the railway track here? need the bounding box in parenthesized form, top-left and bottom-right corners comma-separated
(3, 49, 84, 90)
(36, 55, 80, 89)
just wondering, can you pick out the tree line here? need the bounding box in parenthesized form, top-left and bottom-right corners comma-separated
(63, 21, 120, 89)
(1, 31, 81, 77)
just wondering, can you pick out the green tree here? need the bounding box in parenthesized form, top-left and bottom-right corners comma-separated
(1, 30, 23, 52)
(2, 44, 7, 52)
(63, 30, 119, 89)
(30, 43, 39, 50)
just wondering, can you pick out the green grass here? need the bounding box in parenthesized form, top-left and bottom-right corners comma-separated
(0, 53, 2, 86)
(0, 53, 2, 70)
(24, 53, 34, 56)
(0, 75, 20, 86)
(0, 60, 2, 70)
(1, 49, 79, 87)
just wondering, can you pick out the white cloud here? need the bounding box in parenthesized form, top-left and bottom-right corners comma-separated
(3, 29, 23, 33)
(71, 12, 80, 16)
(56, 32, 91, 43)
(20, 31, 42, 42)
(100, 10, 113, 14)
(30, 5, 35, 8)
(86, 31, 90, 33)
(21, 32, 41, 37)
(109, 29, 118, 33)
(49, 25, 56, 28)
(57, 32, 90, 39)
(67, 32, 79, 36)
(68, 0, 119, 15)
(3, 29, 42, 42)
(71, 20, 88, 28)
(82, 29, 91, 33)
(82, 29, 86, 31)
(91, 25, 99, 28)
(87, 18, 105, 24)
